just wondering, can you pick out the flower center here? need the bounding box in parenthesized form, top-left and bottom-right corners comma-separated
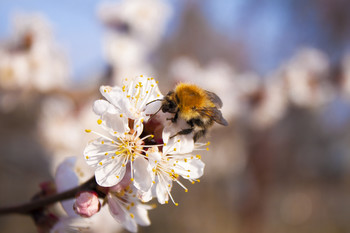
(115, 134, 144, 163)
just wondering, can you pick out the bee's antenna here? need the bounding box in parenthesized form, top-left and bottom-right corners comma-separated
(147, 106, 162, 122)
(146, 99, 163, 106)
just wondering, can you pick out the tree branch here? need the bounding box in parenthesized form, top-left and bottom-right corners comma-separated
(0, 177, 97, 216)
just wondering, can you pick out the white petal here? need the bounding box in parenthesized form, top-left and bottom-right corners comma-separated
(130, 205, 151, 226)
(133, 117, 144, 137)
(95, 157, 126, 187)
(147, 150, 162, 165)
(144, 100, 162, 115)
(174, 158, 205, 179)
(84, 138, 116, 168)
(55, 157, 79, 217)
(162, 119, 195, 154)
(101, 111, 130, 136)
(93, 99, 112, 115)
(100, 85, 130, 112)
(139, 188, 153, 203)
(108, 193, 138, 232)
(155, 175, 171, 204)
(133, 157, 152, 192)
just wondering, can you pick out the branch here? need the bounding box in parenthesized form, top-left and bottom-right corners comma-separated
(0, 177, 97, 216)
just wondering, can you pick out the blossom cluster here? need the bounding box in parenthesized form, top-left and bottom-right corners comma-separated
(55, 75, 207, 232)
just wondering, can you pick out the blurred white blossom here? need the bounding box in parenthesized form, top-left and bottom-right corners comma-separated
(282, 48, 332, 108)
(0, 13, 70, 93)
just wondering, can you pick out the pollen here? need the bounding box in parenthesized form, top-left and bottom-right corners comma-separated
(140, 75, 143, 77)
(85, 156, 89, 159)
(196, 155, 201, 159)
(196, 179, 200, 182)
(130, 213, 134, 218)
(101, 141, 104, 144)
(120, 114, 123, 117)
(173, 148, 177, 151)
(164, 143, 167, 146)
(131, 202, 135, 207)
(99, 162, 103, 165)
(206, 147, 209, 151)
(165, 201, 168, 204)
(177, 139, 180, 142)
(111, 156, 115, 159)
(152, 181, 155, 184)
(116, 176, 119, 179)
(175, 203, 179, 206)
(85, 129, 91, 133)
(185, 189, 188, 192)
(130, 178, 134, 181)
(97, 119, 102, 125)
(105, 152, 108, 156)
(184, 158, 187, 162)
(122, 164, 126, 167)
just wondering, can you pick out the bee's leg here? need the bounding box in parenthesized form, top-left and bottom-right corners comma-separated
(169, 128, 194, 139)
(166, 112, 179, 123)
(193, 129, 207, 142)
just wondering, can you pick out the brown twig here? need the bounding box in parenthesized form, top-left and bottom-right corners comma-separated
(0, 177, 97, 216)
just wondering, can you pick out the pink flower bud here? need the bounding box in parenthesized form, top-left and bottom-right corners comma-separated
(73, 191, 101, 218)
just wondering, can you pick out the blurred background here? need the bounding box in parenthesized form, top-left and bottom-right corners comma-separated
(1, 0, 350, 232)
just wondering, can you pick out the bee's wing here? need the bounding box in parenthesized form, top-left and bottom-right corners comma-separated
(200, 107, 228, 126)
(205, 91, 223, 108)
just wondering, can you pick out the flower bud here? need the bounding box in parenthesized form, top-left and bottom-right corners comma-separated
(73, 191, 101, 218)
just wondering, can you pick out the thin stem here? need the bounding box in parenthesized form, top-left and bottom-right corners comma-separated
(0, 176, 97, 216)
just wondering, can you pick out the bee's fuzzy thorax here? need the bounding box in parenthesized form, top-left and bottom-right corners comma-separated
(175, 83, 213, 120)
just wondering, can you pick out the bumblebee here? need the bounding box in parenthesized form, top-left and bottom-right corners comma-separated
(161, 83, 228, 142)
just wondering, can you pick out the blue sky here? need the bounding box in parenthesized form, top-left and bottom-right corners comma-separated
(0, 0, 346, 79)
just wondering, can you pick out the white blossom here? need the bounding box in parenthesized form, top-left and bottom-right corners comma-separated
(84, 76, 163, 188)
(107, 185, 153, 233)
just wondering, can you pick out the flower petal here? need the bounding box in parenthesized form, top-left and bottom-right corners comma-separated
(133, 157, 152, 192)
(155, 174, 172, 204)
(130, 205, 151, 226)
(55, 157, 79, 217)
(95, 156, 126, 187)
(100, 85, 131, 113)
(174, 158, 205, 179)
(107, 193, 138, 232)
(84, 137, 117, 168)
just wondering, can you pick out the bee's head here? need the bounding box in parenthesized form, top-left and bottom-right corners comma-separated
(162, 91, 178, 113)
